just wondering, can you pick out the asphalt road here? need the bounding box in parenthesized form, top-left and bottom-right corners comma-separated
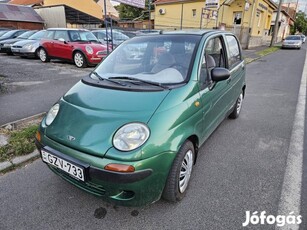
(0, 46, 306, 230)
(0, 56, 93, 125)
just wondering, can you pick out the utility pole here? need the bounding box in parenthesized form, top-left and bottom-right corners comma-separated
(180, 3, 183, 30)
(270, 0, 283, 47)
(148, 0, 152, 31)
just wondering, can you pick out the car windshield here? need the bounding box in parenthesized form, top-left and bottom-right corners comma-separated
(93, 35, 200, 86)
(17, 31, 36, 39)
(28, 30, 46, 40)
(0, 30, 9, 37)
(1, 30, 18, 39)
(69, 30, 98, 42)
(285, 36, 301, 40)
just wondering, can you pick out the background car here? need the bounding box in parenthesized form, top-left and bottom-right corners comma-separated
(282, 35, 302, 49)
(300, 34, 306, 43)
(38, 28, 110, 67)
(11, 30, 46, 58)
(92, 29, 129, 47)
(0, 29, 27, 42)
(0, 30, 37, 54)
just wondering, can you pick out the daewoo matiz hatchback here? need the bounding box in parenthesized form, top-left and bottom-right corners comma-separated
(35, 30, 246, 206)
(38, 28, 109, 67)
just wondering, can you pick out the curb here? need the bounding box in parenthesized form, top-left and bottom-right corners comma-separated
(0, 150, 40, 172)
(0, 113, 45, 173)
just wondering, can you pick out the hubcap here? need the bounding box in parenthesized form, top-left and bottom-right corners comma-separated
(39, 49, 46, 62)
(179, 150, 193, 193)
(74, 53, 84, 67)
(236, 93, 243, 114)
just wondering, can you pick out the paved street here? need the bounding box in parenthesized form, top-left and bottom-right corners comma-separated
(0, 46, 307, 229)
(0, 56, 93, 125)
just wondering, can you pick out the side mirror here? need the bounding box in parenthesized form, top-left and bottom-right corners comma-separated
(58, 38, 67, 43)
(211, 67, 230, 82)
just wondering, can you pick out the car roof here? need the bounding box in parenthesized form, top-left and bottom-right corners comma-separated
(47, 28, 89, 31)
(140, 29, 232, 36)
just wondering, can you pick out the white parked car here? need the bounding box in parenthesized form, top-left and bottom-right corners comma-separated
(282, 35, 302, 49)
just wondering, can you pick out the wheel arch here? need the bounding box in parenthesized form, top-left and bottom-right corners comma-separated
(72, 49, 89, 64)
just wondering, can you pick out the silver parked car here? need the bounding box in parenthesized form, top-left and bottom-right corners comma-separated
(282, 35, 302, 49)
(11, 30, 46, 58)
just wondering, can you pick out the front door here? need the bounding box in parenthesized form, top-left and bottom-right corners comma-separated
(53, 30, 72, 60)
(198, 35, 232, 142)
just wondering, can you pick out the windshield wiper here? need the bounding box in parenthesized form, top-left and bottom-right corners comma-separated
(109, 76, 168, 89)
(91, 72, 126, 86)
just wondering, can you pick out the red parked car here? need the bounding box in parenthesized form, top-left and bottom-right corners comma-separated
(38, 28, 110, 67)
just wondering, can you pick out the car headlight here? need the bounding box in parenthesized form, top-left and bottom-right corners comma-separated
(3, 43, 11, 47)
(45, 104, 60, 126)
(85, 46, 93, 54)
(23, 43, 33, 49)
(113, 123, 150, 151)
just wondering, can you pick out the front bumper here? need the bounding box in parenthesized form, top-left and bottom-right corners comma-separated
(282, 44, 301, 48)
(36, 135, 175, 206)
(11, 47, 36, 57)
(0, 46, 12, 53)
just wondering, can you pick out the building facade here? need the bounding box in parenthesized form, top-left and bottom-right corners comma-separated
(154, 0, 278, 48)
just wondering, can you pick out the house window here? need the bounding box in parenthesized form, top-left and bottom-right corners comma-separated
(233, 12, 242, 25)
(257, 10, 262, 27)
(192, 9, 196, 17)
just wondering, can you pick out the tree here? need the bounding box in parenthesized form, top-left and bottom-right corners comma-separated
(115, 0, 155, 20)
(292, 12, 307, 35)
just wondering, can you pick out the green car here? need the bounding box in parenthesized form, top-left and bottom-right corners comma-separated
(35, 30, 246, 206)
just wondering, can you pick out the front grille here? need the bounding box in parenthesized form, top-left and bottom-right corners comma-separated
(49, 166, 106, 196)
(12, 45, 22, 48)
(96, 51, 107, 56)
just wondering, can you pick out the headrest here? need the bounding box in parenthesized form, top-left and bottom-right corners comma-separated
(206, 55, 216, 69)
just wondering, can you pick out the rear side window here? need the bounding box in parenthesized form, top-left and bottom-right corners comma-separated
(225, 35, 241, 68)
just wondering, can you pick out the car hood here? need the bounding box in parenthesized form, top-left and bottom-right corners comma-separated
(45, 80, 170, 157)
(12, 39, 37, 46)
(283, 40, 301, 43)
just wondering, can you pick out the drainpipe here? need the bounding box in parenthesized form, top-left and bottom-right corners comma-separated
(246, 0, 256, 49)
(180, 3, 184, 30)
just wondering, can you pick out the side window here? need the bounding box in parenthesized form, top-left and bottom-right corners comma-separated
(45, 31, 55, 39)
(225, 35, 241, 68)
(199, 36, 226, 88)
(54, 31, 69, 41)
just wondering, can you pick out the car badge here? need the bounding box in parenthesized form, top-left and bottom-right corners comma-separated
(67, 135, 76, 141)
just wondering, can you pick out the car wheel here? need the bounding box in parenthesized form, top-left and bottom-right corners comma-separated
(162, 140, 194, 202)
(229, 91, 244, 119)
(39, 48, 50, 62)
(74, 51, 87, 68)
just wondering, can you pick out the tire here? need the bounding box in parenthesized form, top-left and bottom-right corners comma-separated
(39, 48, 50, 62)
(162, 140, 195, 202)
(229, 91, 244, 119)
(73, 51, 87, 68)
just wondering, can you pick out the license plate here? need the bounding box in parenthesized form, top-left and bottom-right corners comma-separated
(41, 150, 85, 181)
(14, 49, 20, 53)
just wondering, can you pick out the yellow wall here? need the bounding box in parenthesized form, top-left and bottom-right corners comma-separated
(155, 0, 275, 34)
(155, 0, 205, 30)
(44, 0, 103, 20)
